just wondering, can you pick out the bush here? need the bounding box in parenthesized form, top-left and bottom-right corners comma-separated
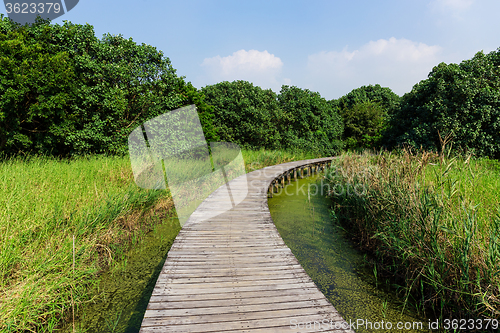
(201, 80, 283, 150)
(0, 16, 217, 157)
(385, 49, 500, 158)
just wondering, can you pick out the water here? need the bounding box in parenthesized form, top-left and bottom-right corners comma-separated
(61, 171, 431, 333)
(268, 173, 431, 333)
(59, 217, 180, 333)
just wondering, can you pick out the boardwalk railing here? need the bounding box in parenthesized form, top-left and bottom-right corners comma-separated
(140, 158, 355, 333)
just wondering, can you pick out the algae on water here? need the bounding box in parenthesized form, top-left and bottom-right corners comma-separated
(268, 174, 430, 333)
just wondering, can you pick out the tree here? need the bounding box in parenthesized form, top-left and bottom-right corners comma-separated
(341, 101, 387, 149)
(0, 16, 217, 157)
(330, 84, 399, 149)
(201, 80, 283, 150)
(330, 84, 400, 114)
(278, 85, 344, 155)
(385, 49, 500, 158)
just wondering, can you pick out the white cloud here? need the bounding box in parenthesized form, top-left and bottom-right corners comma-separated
(306, 37, 442, 99)
(200, 49, 287, 92)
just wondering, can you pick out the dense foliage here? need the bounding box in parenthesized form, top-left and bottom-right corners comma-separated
(331, 83, 400, 112)
(200, 80, 284, 150)
(1, 15, 498, 160)
(330, 84, 400, 149)
(386, 49, 500, 158)
(277, 85, 343, 155)
(340, 100, 387, 149)
(0, 16, 217, 157)
(201, 81, 344, 155)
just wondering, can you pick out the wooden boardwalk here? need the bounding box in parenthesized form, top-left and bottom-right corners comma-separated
(140, 158, 355, 333)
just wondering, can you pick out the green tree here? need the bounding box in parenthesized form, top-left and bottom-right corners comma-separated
(278, 85, 344, 155)
(341, 100, 387, 149)
(386, 49, 500, 158)
(0, 16, 76, 154)
(330, 84, 400, 114)
(330, 84, 399, 150)
(0, 16, 217, 157)
(201, 80, 284, 150)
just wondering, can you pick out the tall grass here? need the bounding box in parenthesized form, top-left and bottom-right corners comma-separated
(0, 154, 173, 332)
(242, 148, 322, 172)
(0, 148, 323, 333)
(325, 149, 500, 323)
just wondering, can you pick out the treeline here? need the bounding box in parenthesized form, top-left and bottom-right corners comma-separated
(201, 82, 343, 155)
(0, 16, 217, 156)
(1, 16, 499, 159)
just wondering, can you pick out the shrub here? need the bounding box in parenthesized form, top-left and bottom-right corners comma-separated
(385, 49, 500, 158)
(0, 16, 217, 157)
(201, 80, 283, 150)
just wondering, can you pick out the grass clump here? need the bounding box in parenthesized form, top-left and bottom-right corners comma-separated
(325, 149, 500, 323)
(1, 148, 323, 332)
(0, 154, 173, 332)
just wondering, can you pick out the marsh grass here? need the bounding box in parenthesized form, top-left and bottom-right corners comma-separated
(0, 148, 321, 333)
(242, 148, 321, 172)
(0, 154, 172, 332)
(326, 149, 500, 324)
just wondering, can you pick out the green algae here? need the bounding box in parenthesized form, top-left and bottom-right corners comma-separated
(268, 174, 431, 333)
(59, 217, 180, 333)
(59, 169, 433, 333)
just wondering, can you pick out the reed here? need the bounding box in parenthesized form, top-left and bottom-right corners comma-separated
(325, 149, 500, 323)
(0, 148, 319, 332)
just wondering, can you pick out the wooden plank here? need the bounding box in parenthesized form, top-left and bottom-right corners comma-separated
(142, 305, 338, 325)
(140, 158, 355, 333)
(145, 298, 332, 316)
(147, 294, 326, 310)
(140, 314, 347, 332)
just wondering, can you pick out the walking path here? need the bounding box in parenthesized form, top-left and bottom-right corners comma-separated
(139, 158, 355, 332)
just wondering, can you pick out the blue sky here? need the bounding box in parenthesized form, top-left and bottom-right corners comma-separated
(3, 0, 500, 100)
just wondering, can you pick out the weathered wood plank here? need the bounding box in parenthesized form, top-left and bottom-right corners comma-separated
(140, 158, 354, 333)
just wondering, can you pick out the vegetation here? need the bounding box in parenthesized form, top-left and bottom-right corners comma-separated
(339, 100, 388, 149)
(386, 49, 500, 158)
(331, 84, 400, 150)
(0, 154, 172, 332)
(200, 80, 284, 150)
(202, 81, 344, 155)
(277, 85, 343, 155)
(326, 149, 500, 322)
(0, 16, 217, 157)
(1, 13, 499, 333)
(0, 149, 321, 332)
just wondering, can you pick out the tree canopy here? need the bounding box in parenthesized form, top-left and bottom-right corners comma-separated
(0, 16, 217, 157)
(385, 49, 500, 158)
(201, 81, 344, 155)
(330, 84, 400, 149)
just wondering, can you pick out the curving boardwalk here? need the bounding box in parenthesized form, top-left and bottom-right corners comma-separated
(140, 158, 355, 333)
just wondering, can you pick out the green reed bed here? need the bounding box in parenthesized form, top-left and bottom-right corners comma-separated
(325, 150, 500, 324)
(0, 148, 321, 333)
(0, 154, 171, 332)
